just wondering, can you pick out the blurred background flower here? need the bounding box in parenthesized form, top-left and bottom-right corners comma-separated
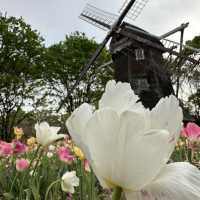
(16, 158, 30, 171)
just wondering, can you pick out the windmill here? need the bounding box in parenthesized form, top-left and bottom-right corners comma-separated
(57, 0, 200, 112)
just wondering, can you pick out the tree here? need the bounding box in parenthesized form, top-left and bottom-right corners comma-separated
(0, 14, 45, 141)
(45, 32, 113, 113)
(184, 36, 200, 121)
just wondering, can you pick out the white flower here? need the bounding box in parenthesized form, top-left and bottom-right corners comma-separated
(48, 145, 56, 151)
(66, 80, 200, 200)
(29, 170, 34, 176)
(35, 122, 65, 146)
(61, 171, 79, 193)
(47, 152, 54, 158)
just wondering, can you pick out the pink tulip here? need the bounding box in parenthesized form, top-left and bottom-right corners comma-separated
(57, 147, 74, 163)
(84, 160, 91, 172)
(181, 123, 200, 139)
(16, 159, 30, 171)
(0, 142, 13, 156)
(13, 141, 28, 154)
(67, 193, 72, 200)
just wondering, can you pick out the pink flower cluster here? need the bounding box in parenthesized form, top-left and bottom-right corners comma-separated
(57, 146, 91, 172)
(57, 147, 74, 164)
(0, 140, 27, 157)
(181, 122, 200, 139)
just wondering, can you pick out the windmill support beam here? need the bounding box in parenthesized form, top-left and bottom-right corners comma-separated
(175, 29, 185, 97)
(115, 0, 137, 27)
(159, 22, 189, 39)
(80, 14, 111, 30)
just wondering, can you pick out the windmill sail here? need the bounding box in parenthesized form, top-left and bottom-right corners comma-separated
(161, 38, 200, 65)
(162, 38, 200, 53)
(80, 4, 118, 31)
(119, 0, 149, 21)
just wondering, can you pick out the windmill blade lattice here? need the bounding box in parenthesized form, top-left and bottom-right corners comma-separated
(161, 38, 200, 68)
(80, 3, 118, 31)
(119, 0, 149, 21)
(161, 38, 200, 53)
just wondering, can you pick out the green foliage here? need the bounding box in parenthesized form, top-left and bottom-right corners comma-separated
(45, 32, 113, 112)
(188, 89, 200, 121)
(0, 15, 113, 140)
(185, 36, 200, 121)
(166, 34, 200, 121)
(0, 14, 45, 141)
(186, 35, 200, 50)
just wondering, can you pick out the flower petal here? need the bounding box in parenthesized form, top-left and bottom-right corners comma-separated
(151, 95, 183, 157)
(35, 122, 64, 146)
(186, 122, 200, 138)
(116, 124, 171, 190)
(84, 108, 120, 187)
(99, 80, 139, 114)
(125, 162, 200, 200)
(35, 122, 50, 145)
(66, 103, 93, 146)
(151, 95, 183, 135)
(50, 126, 60, 135)
(46, 134, 65, 146)
(61, 171, 79, 193)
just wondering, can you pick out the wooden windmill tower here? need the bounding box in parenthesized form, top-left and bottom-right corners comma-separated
(58, 0, 200, 111)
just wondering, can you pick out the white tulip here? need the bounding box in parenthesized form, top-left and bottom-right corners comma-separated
(47, 152, 54, 158)
(48, 145, 56, 151)
(66, 80, 200, 199)
(35, 122, 65, 146)
(61, 171, 79, 193)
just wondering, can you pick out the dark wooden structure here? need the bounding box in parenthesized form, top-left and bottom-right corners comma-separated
(58, 0, 199, 113)
(110, 23, 174, 109)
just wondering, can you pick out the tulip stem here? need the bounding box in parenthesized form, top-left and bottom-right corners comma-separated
(19, 145, 41, 199)
(10, 172, 18, 193)
(45, 179, 60, 200)
(32, 148, 44, 176)
(112, 186, 122, 200)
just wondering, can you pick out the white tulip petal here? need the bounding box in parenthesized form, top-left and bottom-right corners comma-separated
(50, 126, 60, 134)
(151, 95, 183, 158)
(116, 125, 171, 190)
(35, 122, 49, 145)
(151, 95, 183, 136)
(99, 80, 139, 114)
(104, 79, 116, 92)
(46, 134, 65, 146)
(125, 162, 200, 200)
(84, 108, 120, 187)
(66, 103, 93, 146)
(66, 104, 106, 186)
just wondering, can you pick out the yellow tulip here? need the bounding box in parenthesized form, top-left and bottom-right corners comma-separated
(27, 137, 37, 146)
(14, 127, 24, 139)
(73, 146, 84, 160)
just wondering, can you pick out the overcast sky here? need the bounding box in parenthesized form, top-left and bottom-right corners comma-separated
(0, 0, 199, 46)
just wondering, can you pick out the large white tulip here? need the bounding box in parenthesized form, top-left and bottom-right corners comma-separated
(35, 122, 65, 146)
(66, 80, 200, 199)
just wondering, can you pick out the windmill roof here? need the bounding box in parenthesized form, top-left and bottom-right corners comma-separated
(121, 22, 163, 45)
